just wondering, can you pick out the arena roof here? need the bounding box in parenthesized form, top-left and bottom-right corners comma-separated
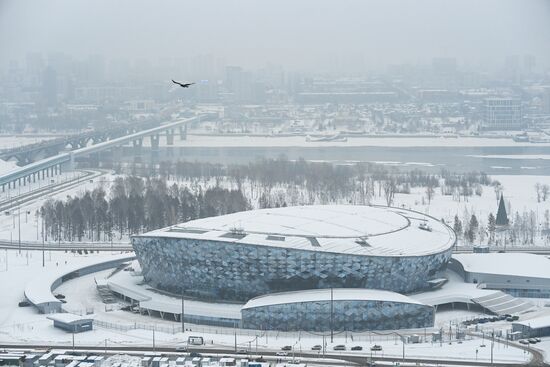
(138, 205, 455, 257)
(242, 288, 427, 310)
(453, 253, 550, 279)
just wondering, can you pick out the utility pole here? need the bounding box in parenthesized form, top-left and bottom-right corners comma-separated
(402, 337, 405, 361)
(153, 329, 156, 352)
(181, 289, 189, 333)
(491, 330, 495, 366)
(330, 287, 334, 344)
(72, 331, 75, 352)
(18, 204, 21, 254)
(42, 217, 45, 267)
(234, 323, 237, 352)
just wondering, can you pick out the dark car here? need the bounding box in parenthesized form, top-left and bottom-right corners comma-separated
(281, 345, 292, 351)
(333, 345, 346, 351)
(351, 346, 363, 351)
(189, 352, 202, 358)
(18, 301, 30, 307)
(370, 345, 383, 351)
(311, 345, 322, 351)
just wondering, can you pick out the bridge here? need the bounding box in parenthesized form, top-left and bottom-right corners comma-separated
(0, 114, 209, 191)
(0, 119, 161, 165)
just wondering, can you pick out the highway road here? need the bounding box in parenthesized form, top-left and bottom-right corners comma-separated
(0, 343, 546, 367)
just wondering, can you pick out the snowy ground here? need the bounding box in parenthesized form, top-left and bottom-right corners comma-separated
(0, 170, 120, 243)
(0, 168, 548, 249)
(369, 174, 550, 247)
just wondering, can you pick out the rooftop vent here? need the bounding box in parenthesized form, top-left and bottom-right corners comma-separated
(167, 227, 209, 234)
(355, 236, 370, 247)
(220, 226, 247, 240)
(266, 235, 285, 242)
(419, 222, 432, 232)
(307, 237, 320, 247)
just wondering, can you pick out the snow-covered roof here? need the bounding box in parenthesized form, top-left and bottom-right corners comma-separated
(47, 313, 93, 325)
(513, 313, 550, 329)
(138, 205, 455, 257)
(24, 254, 135, 309)
(453, 253, 550, 279)
(242, 288, 427, 310)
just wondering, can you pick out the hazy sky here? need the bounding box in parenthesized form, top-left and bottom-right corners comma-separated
(1, 0, 549, 71)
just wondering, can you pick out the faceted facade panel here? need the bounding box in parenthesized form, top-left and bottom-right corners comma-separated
(132, 236, 452, 302)
(241, 300, 434, 332)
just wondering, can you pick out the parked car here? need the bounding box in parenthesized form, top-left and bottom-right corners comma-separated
(311, 345, 322, 351)
(333, 345, 346, 351)
(281, 345, 292, 351)
(370, 345, 383, 351)
(276, 351, 288, 356)
(351, 346, 363, 351)
(175, 346, 188, 352)
(528, 339, 538, 344)
(519, 340, 529, 345)
(236, 349, 248, 354)
(18, 301, 30, 307)
(189, 352, 202, 358)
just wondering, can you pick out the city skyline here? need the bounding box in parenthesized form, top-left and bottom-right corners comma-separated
(1, 0, 550, 72)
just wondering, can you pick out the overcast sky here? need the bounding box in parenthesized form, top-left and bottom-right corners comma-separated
(1, 0, 549, 72)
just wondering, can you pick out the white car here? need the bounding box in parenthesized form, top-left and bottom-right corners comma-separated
(276, 351, 288, 356)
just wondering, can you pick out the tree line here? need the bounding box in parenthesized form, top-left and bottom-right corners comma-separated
(40, 176, 249, 242)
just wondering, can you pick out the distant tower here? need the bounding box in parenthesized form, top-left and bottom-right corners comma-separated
(496, 194, 509, 227)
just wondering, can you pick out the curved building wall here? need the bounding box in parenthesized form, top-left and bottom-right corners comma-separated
(241, 300, 434, 332)
(132, 236, 452, 302)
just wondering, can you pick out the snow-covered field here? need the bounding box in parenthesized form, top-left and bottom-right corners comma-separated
(384, 174, 550, 246)
(0, 170, 117, 243)
(0, 168, 548, 248)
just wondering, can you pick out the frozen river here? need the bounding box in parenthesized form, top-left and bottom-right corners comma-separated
(123, 140, 550, 175)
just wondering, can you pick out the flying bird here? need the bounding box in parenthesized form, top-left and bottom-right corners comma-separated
(171, 80, 195, 88)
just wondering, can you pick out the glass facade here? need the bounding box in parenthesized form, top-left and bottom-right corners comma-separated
(241, 299, 434, 332)
(132, 236, 452, 302)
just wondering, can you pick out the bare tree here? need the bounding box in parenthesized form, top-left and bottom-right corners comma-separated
(535, 183, 542, 203)
(542, 184, 549, 202)
(383, 179, 396, 206)
(426, 184, 435, 205)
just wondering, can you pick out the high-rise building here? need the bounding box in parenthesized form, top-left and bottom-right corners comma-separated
(483, 98, 522, 130)
(542, 87, 550, 114)
(41, 66, 58, 107)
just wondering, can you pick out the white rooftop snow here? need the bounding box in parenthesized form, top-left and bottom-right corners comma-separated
(24, 254, 134, 308)
(139, 205, 455, 257)
(242, 288, 427, 309)
(47, 313, 93, 324)
(453, 253, 550, 279)
(513, 312, 550, 329)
